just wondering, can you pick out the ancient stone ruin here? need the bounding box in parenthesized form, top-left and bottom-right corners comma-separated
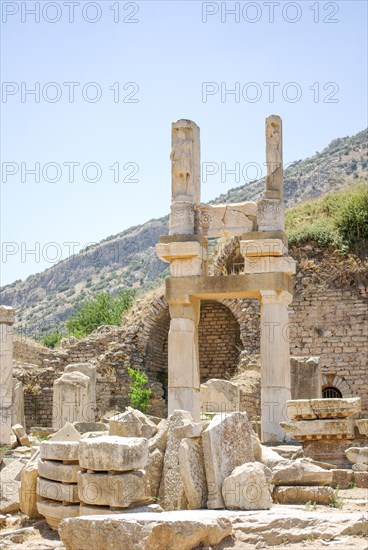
(1, 117, 367, 549)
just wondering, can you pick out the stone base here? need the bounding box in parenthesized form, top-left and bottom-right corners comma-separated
(303, 439, 356, 469)
(261, 387, 291, 443)
(37, 499, 79, 530)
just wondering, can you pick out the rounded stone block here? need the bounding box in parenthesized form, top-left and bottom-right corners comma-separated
(38, 459, 81, 483)
(272, 486, 334, 505)
(37, 499, 79, 530)
(78, 470, 149, 508)
(37, 477, 79, 503)
(40, 441, 80, 462)
(78, 436, 148, 472)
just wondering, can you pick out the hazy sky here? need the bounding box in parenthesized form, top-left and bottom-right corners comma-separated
(1, 0, 367, 286)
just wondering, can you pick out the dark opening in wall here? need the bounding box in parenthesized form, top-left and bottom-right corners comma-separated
(322, 386, 343, 398)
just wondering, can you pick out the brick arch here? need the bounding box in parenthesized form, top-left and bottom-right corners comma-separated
(141, 295, 244, 393)
(322, 374, 352, 398)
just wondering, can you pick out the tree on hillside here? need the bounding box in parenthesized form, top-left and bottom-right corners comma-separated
(66, 289, 136, 338)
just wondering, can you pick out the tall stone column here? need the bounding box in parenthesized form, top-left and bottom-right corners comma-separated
(260, 290, 292, 443)
(0, 306, 15, 444)
(167, 298, 201, 421)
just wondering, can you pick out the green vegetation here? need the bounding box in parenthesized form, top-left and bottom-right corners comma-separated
(128, 368, 152, 413)
(329, 486, 344, 509)
(66, 289, 136, 338)
(286, 184, 368, 255)
(41, 331, 64, 349)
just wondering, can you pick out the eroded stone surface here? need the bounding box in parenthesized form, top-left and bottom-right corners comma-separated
(19, 461, 42, 518)
(79, 436, 148, 472)
(271, 458, 333, 486)
(78, 470, 149, 508)
(179, 437, 207, 509)
(109, 407, 157, 439)
(356, 419, 368, 436)
(146, 449, 164, 499)
(272, 485, 334, 505)
(286, 398, 361, 420)
(260, 445, 287, 470)
(222, 462, 272, 510)
(202, 412, 255, 509)
(38, 459, 80, 483)
(37, 477, 79, 503)
(280, 419, 355, 440)
(148, 419, 169, 454)
(345, 447, 368, 465)
(40, 440, 80, 462)
(200, 379, 240, 414)
(37, 499, 79, 530)
(59, 510, 232, 550)
(159, 410, 193, 510)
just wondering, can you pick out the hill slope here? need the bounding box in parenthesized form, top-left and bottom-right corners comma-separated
(1, 129, 367, 337)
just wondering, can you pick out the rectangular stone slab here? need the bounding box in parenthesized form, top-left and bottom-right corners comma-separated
(59, 510, 232, 550)
(286, 398, 361, 420)
(280, 419, 355, 440)
(78, 470, 149, 508)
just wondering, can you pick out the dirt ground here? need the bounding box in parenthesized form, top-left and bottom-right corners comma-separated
(0, 488, 367, 550)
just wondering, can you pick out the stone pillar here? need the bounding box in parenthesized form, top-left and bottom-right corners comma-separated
(169, 119, 200, 235)
(260, 290, 292, 443)
(0, 305, 15, 444)
(52, 370, 93, 429)
(167, 299, 201, 421)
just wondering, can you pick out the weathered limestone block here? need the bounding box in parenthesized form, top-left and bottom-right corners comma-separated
(59, 510, 232, 550)
(12, 423, 30, 447)
(12, 379, 26, 428)
(19, 461, 41, 518)
(79, 436, 148, 472)
(37, 499, 79, 530)
(40, 441, 80, 462)
(53, 371, 93, 429)
(257, 199, 284, 232)
(0, 305, 15, 445)
(73, 422, 107, 434)
(173, 421, 207, 439)
(37, 477, 79, 503)
(243, 255, 296, 275)
(345, 447, 368, 465)
(146, 449, 164, 499)
(196, 202, 256, 237)
(169, 203, 195, 236)
(78, 470, 149, 508)
(38, 459, 80, 483)
(179, 437, 207, 509)
(271, 459, 333, 486)
(272, 486, 334, 505)
(352, 463, 368, 472)
(200, 379, 240, 414)
(159, 410, 193, 510)
(356, 419, 368, 437)
(240, 238, 285, 257)
(251, 430, 262, 462)
(280, 419, 355, 440)
(290, 356, 322, 400)
(222, 462, 272, 510)
(109, 407, 157, 439)
(331, 469, 354, 489)
(79, 503, 163, 516)
(286, 398, 361, 421)
(148, 419, 169, 454)
(49, 421, 82, 442)
(260, 445, 287, 470)
(303, 439, 353, 469)
(202, 412, 255, 509)
(156, 241, 206, 277)
(354, 472, 368, 488)
(0, 458, 25, 513)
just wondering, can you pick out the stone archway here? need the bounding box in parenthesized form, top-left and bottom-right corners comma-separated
(144, 298, 243, 398)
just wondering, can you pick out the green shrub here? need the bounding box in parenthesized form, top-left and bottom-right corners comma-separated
(66, 289, 135, 338)
(41, 332, 63, 349)
(128, 368, 152, 413)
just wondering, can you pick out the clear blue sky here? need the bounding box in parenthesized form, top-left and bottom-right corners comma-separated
(1, 0, 367, 286)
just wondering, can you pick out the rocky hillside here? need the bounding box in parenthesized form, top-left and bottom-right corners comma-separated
(1, 129, 366, 337)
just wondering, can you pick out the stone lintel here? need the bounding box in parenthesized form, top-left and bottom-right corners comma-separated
(241, 231, 288, 245)
(244, 256, 296, 276)
(166, 272, 293, 304)
(240, 238, 286, 257)
(156, 241, 206, 263)
(280, 419, 356, 441)
(160, 235, 207, 246)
